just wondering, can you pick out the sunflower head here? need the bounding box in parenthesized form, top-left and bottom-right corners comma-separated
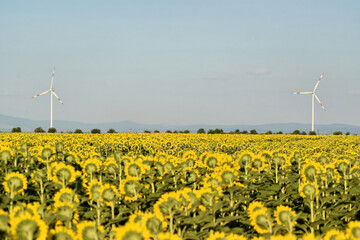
(76, 221, 105, 240)
(346, 221, 360, 240)
(205, 231, 227, 240)
(10, 212, 48, 240)
(86, 179, 101, 201)
(323, 229, 346, 240)
(141, 212, 165, 236)
(3, 172, 28, 196)
(274, 205, 297, 229)
(41, 147, 53, 159)
(48, 226, 76, 240)
(115, 222, 151, 240)
(0, 209, 9, 232)
(99, 183, 119, 205)
(250, 208, 271, 234)
(299, 181, 318, 199)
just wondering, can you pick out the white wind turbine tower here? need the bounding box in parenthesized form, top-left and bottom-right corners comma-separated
(32, 67, 64, 128)
(291, 73, 326, 132)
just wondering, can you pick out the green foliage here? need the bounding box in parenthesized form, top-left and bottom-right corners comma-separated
(250, 129, 258, 134)
(309, 131, 316, 135)
(34, 127, 45, 133)
(208, 128, 224, 134)
(48, 128, 57, 133)
(293, 130, 300, 135)
(11, 127, 21, 133)
(165, 130, 172, 133)
(333, 131, 342, 135)
(266, 130, 273, 134)
(197, 128, 206, 134)
(144, 130, 151, 133)
(154, 130, 160, 133)
(74, 129, 83, 133)
(91, 128, 101, 134)
(107, 128, 116, 133)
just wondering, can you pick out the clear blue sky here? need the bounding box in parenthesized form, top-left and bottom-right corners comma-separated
(1, 1, 359, 125)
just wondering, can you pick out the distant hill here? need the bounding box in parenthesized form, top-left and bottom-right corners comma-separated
(0, 113, 359, 134)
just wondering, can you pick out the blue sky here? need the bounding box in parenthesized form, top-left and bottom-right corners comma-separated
(0, 1, 359, 126)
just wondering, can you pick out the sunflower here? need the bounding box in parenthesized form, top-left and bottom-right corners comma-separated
(124, 158, 146, 179)
(86, 179, 101, 201)
(157, 232, 182, 240)
(141, 212, 167, 236)
(48, 226, 76, 240)
(346, 221, 360, 240)
(323, 229, 346, 240)
(271, 234, 297, 240)
(76, 221, 105, 240)
(54, 188, 80, 205)
(0, 209, 9, 232)
(249, 208, 272, 234)
(82, 158, 102, 180)
(301, 161, 323, 183)
(301, 233, 319, 240)
(121, 178, 142, 201)
(274, 205, 296, 232)
(10, 212, 48, 240)
(205, 231, 226, 240)
(99, 183, 119, 206)
(9, 203, 41, 220)
(103, 158, 119, 175)
(3, 172, 28, 196)
(114, 222, 151, 240)
(0, 148, 12, 165)
(54, 202, 79, 225)
(248, 201, 266, 218)
(299, 181, 319, 200)
(52, 162, 77, 187)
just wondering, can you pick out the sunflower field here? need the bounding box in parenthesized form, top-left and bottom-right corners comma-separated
(0, 133, 360, 240)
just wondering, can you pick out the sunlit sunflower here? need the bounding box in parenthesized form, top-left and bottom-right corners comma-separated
(346, 221, 360, 240)
(48, 226, 76, 240)
(52, 162, 77, 187)
(10, 212, 48, 240)
(124, 158, 146, 179)
(141, 212, 167, 236)
(248, 201, 266, 218)
(54, 188, 80, 205)
(121, 178, 142, 201)
(99, 183, 119, 206)
(205, 231, 226, 240)
(226, 233, 248, 240)
(323, 229, 346, 240)
(299, 181, 319, 200)
(301, 161, 323, 183)
(54, 202, 79, 225)
(76, 221, 105, 240)
(114, 222, 151, 240)
(82, 158, 102, 180)
(271, 233, 297, 240)
(301, 232, 319, 240)
(157, 232, 182, 240)
(0, 209, 9, 232)
(249, 208, 272, 234)
(9, 202, 40, 220)
(274, 205, 297, 232)
(3, 172, 28, 196)
(103, 158, 119, 176)
(86, 179, 101, 201)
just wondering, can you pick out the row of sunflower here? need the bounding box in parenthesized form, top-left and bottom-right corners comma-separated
(0, 133, 360, 239)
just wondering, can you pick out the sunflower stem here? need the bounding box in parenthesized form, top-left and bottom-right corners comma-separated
(96, 200, 101, 226)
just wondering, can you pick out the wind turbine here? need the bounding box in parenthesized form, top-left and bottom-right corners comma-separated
(32, 67, 63, 129)
(291, 73, 326, 132)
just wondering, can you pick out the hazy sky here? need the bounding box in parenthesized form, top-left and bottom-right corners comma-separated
(1, 1, 359, 126)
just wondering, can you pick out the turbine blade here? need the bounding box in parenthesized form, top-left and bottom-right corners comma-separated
(291, 92, 312, 94)
(314, 94, 326, 111)
(51, 90, 63, 104)
(32, 89, 50, 98)
(50, 67, 55, 89)
(313, 72, 324, 92)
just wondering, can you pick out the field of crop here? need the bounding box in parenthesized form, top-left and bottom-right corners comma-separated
(0, 133, 360, 240)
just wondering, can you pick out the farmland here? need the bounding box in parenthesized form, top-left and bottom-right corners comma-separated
(0, 133, 360, 240)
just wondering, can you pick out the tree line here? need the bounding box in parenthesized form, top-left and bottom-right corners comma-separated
(9, 127, 353, 135)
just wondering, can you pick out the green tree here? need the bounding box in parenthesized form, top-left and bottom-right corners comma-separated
(11, 127, 21, 133)
(74, 129, 83, 133)
(154, 130, 160, 133)
(301, 131, 307, 135)
(165, 130, 172, 133)
(292, 130, 300, 135)
(48, 128, 57, 133)
(183, 130, 190, 133)
(197, 128, 206, 134)
(333, 131, 342, 135)
(144, 130, 151, 133)
(250, 129, 258, 134)
(107, 128, 116, 133)
(34, 127, 45, 133)
(241, 130, 248, 134)
(234, 129, 241, 134)
(346, 132, 350, 135)
(91, 128, 101, 134)
(266, 130, 272, 134)
(309, 131, 316, 135)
